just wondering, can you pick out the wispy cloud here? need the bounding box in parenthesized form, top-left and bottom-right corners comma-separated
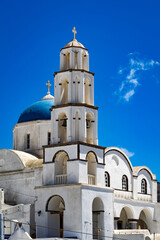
(121, 148, 135, 158)
(123, 90, 135, 102)
(115, 53, 160, 102)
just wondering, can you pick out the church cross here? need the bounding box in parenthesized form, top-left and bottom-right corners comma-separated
(46, 80, 51, 94)
(72, 27, 77, 39)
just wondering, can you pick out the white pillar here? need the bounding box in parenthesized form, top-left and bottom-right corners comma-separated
(129, 220, 138, 229)
(114, 218, 119, 230)
(133, 176, 137, 200)
(68, 78, 72, 103)
(67, 108, 72, 142)
(78, 50, 82, 69)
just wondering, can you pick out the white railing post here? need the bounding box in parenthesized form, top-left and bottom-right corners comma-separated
(55, 174, 67, 185)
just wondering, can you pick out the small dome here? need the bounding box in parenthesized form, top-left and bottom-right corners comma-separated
(18, 98, 55, 124)
(41, 94, 55, 101)
(63, 39, 85, 49)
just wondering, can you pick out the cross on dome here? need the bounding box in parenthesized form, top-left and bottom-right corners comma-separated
(72, 27, 77, 39)
(46, 80, 51, 94)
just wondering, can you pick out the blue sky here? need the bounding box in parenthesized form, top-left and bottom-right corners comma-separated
(0, 0, 160, 180)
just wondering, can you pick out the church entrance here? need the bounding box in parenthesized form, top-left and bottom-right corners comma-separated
(46, 195, 65, 238)
(92, 197, 104, 240)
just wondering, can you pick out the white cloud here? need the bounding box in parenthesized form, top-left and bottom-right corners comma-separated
(123, 90, 135, 101)
(121, 148, 135, 158)
(119, 82, 124, 92)
(129, 78, 138, 86)
(127, 68, 136, 80)
(118, 68, 123, 74)
(116, 53, 160, 102)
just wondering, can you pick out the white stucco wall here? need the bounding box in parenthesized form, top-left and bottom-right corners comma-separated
(13, 120, 51, 158)
(35, 184, 114, 240)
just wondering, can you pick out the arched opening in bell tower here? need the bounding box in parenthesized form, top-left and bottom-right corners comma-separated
(65, 52, 70, 69)
(58, 113, 67, 143)
(53, 151, 68, 184)
(75, 51, 78, 69)
(87, 151, 97, 185)
(82, 52, 87, 70)
(86, 112, 94, 144)
(84, 78, 91, 105)
(60, 79, 68, 104)
(46, 195, 65, 238)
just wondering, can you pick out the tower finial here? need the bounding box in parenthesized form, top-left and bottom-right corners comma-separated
(46, 80, 51, 94)
(72, 27, 77, 39)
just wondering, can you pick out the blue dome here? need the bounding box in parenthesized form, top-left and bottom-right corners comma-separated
(18, 99, 55, 123)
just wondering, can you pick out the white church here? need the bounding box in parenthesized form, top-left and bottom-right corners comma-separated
(0, 28, 160, 240)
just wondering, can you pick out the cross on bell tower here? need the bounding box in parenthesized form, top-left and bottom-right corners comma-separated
(72, 27, 77, 39)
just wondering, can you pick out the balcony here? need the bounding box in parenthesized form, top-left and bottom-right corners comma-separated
(137, 193, 152, 202)
(88, 174, 96, 185)
(114, 189, 133, 199)
(55, 174, 67, 185)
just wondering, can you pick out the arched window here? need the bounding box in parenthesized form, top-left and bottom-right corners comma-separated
(141, 178, 147, 194)
(26, 133, 30, 149)
(105, 172, 110, 187)
(122, 175, 128, 191)
(48, 132, 51, 145)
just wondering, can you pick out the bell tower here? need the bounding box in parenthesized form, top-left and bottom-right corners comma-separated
(36, 29, 113, 240)
(51, 28, 98, 145)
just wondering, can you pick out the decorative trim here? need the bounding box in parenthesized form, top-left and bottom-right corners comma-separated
(114, 188, 133, 193)
(52, 150, 69, 162)
(137, 192, 152, 196)
(54, 69, 94, 77)
(61, 46, 88, 51)
(104, 149, 133, 172)
(128, 219, 139, 222)
(138, 168, 154, 181)
(43, 141, 105, 150)
(51, 103, 98, 110)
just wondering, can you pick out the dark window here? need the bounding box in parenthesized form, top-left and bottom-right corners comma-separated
(122, 175, 128, 191)
(141, 178, 147, 194)
(117, 221, 123, 229)
(27, 134, 30, 149)
(48, 132, 51, 145)
(105, 172, 110, 187)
